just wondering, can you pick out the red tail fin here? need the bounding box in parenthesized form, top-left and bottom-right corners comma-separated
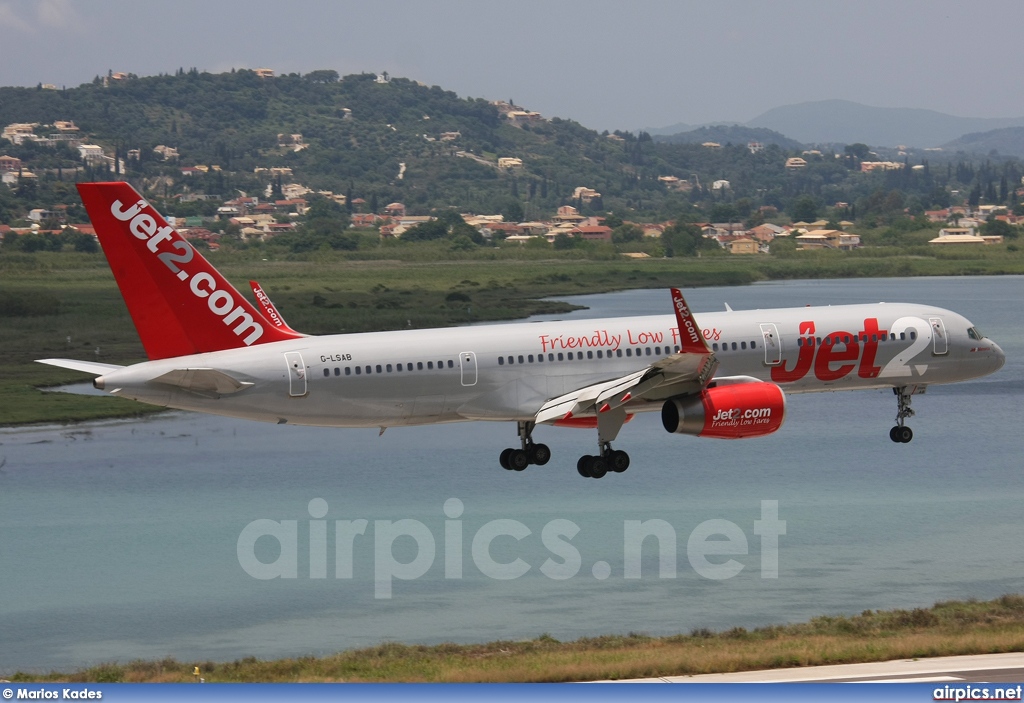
(670, 287, 711, 354)
(77, 182, 303, 360)
(249, 280, 303, 336)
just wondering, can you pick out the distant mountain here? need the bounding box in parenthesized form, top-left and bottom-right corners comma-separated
(942, 127, 1024, 158)
(746, 100, 1024, 148)
(642, 121, 696, 136)
(653, 125, 802, 150)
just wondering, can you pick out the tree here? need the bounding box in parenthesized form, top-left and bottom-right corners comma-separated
(982, 219, 1016, 240)
(501, 199, 524, 223)
(844, 143, 870, 160)
(552, 233, 575, 250)
(305, 69, 340, 83)
(661, 222, 712, 257)
(611, 224, 643, 243)
(789, 195, 819, 222)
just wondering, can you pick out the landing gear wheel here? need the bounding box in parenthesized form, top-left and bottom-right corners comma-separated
(577, 456, 592, 478)
(588, 456, 608, 479)
(529, 443, 551, 466)
(499, 447, 513, 469)
(889, 426, 901, 443)
(509, 448, 530, 471)
(897, 426, 913, 443)
(609, 450, 630, 473)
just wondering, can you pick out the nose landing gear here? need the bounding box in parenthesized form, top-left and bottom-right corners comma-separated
(889, 385, 919, 443)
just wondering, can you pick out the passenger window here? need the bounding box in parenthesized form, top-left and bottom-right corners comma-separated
(355, 366, 361, 375)
(909, 331, 916, 340)
(537, 354, 544, 363)
(751, 340, 756, 349)
(417, 362, 424, 370)
(900, 332, 906, 341)
(517, 355, 524, 364)
(741, 341, 747, 350)
(427, 361, 434, 370)
(397, 363, 403, 371)
(626, 348, 632, 357)
(597, 350, 603, 359)
(731, 342, 737, 351)
(334, 367, 340, 376)
(871, 335, 877, 342)
(437, 360, 443, 368)
(345, 367, 351, 376)
(645, 347, 652, 356)
(528, 354, 534, 363)
(843, 335, 850, 344)
(376, 364, 382, 373)
(616, 349, 623, 357)
(498, 357, 504, 365)
(557, 353, 564, 361)
(567, 352, 573, 360)
(386, 364, 392, 372)
(713, 343, 719, 351)
(507, 356, 514, 365)
(548, 353, 554, 361)
(797, 338, 803, 347)
(587, 351, 594, 359)
(323, 368, 330, 377)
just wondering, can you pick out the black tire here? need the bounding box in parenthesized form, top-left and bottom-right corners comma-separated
(529, 443, 552, 466)
(589, 456, 608, 479)
(889, 426, 901, 443)
(509, 448, 530, 471)
(898, 426, 913, 443)
(499, 447, 513, 470)
(609, 450, 630, 472)
(577, 456, 592, 478)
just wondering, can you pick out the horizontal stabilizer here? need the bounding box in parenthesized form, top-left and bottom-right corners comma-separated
(36, 358, 125, 375)
(151, 368, 254, 395)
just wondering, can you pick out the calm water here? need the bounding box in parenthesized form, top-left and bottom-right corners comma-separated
(2, 276, 1023, 673)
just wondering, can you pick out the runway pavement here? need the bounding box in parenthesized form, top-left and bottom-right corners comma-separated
(593, 652, 1024, 683)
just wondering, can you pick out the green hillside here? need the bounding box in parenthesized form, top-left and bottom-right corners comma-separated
(0, 69, 1022, 226)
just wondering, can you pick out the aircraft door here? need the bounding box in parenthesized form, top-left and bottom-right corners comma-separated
(460, 351, 478, 386)
(929, 317, 948, 355)
(284, 351, 308, 397)
(759, 323, 782, 365)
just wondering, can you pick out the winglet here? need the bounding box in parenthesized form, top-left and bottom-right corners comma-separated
(249, 280, 304, 336)
(670, 288, 710, 354)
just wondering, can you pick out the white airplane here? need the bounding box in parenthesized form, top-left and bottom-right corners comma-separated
(38, 182, 1006, 479)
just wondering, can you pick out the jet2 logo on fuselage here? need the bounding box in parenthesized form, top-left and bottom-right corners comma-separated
(771, 317, 932, 384)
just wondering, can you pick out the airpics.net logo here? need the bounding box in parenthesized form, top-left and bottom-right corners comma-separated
(237, 499, 786, 599)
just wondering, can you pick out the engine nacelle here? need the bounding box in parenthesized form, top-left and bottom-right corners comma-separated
(661, 382, 786, 439)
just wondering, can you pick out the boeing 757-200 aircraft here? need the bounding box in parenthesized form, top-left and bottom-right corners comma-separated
(38, 182, 1006, 479)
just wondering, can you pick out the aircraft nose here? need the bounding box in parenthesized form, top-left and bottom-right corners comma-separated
(989, 340, 1006, 372)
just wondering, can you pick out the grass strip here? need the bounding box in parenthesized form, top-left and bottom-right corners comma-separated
(7, 595, 1024, 682)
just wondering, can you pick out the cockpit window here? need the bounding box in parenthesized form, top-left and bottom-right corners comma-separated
(967, 327, 983, 341)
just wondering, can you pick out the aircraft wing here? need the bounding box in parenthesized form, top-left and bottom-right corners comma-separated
(535, 288, 718, 425)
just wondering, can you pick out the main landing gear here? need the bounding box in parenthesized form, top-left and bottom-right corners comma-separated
(577, 443, 630, 479)
(889, 385, 916, 443)
(499, 421, 551, 472)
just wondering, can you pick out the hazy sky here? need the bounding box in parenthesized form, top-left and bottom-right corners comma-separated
(1, 0, 1021, 132)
